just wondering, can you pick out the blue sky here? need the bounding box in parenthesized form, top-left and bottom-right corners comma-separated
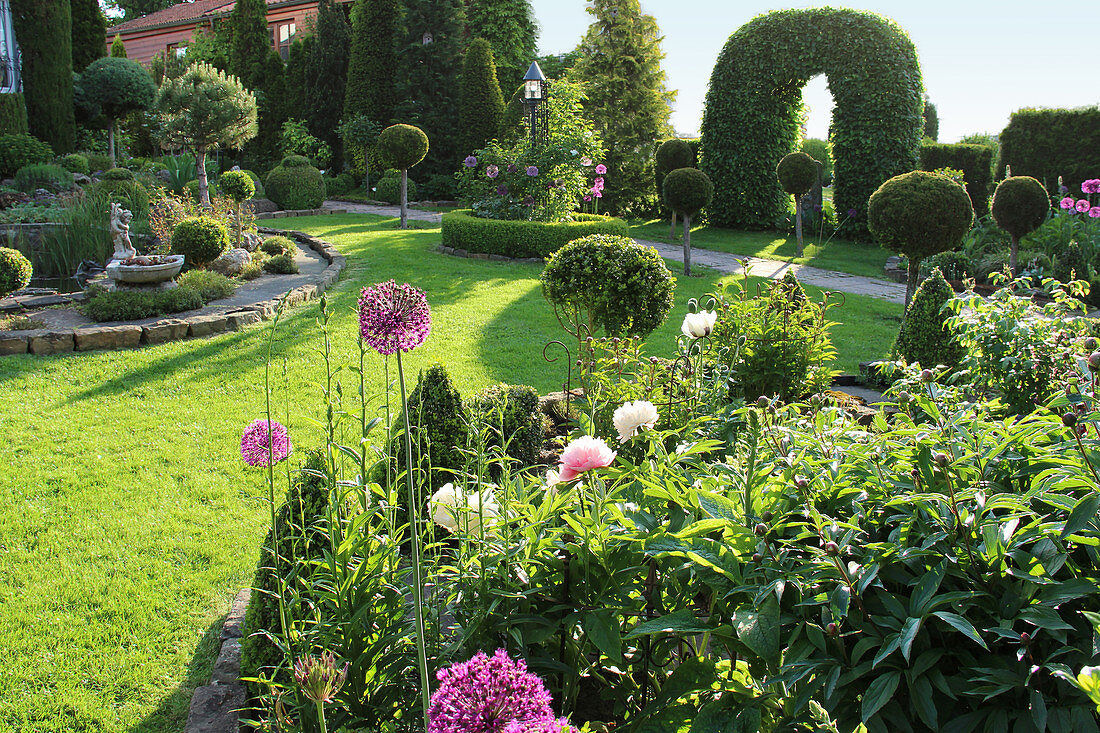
(529, 1, 1099, 143)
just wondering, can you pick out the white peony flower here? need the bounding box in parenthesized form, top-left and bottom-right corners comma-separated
(613, 400, 659, 443)
(430, 483, 499, 534)
(681, 310, 717, 339)
(545, 468, 561, 490)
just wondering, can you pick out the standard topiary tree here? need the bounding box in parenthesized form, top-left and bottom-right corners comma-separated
(80, 57, 157, 167)
(662, 167, 714, 275)
(991, 176, 1050, 274)
(868, 170, 974, 307)
(376, 124, 428, 229)
(0, 248, 33, 298)
(893, 268, 963, 369)
(541, 233, 675, 343)
(218, 170, 256, 247)
(70, 0, 107, 72)
(171, 216, 231, 267)
(656, 138, 695, 238)
(458, 38, 506, 157)
(777, 151, 819, 256)
(11, 0, 76, 153)
(155, 63, 258, 207)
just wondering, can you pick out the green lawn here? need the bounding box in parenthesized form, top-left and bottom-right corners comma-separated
(630, 218, 892, 280)
(0, 214, 901, 732)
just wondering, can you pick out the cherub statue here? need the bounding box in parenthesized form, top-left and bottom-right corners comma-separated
(109, 202, 136, 261)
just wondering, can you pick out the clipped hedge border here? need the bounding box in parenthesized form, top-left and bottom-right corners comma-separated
(440, 209, 629, 259)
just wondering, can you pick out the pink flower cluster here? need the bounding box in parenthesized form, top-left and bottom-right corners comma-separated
(240, 419, 292, 467)
(357, 280, 431, 355)
(428, 649, 574, 733)
(1061, 197, 1100, 218)
(1082, 179, 1100, 194)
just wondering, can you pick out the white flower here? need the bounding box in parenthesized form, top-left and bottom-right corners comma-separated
(430, 483, 499, 534)
(570, 149, 579, 156)
(545, 468, 561, 490)
(613, 400, 658, 443)
(681, 310, 717, 339)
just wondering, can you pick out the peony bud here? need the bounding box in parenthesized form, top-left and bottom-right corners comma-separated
(824, 541, 840, 556)
(920, 369, 934, 383)
(751, 552, 763, 563)
(1063, 413, 1078, 428)
(754, 523, 768, 536)
(826, 622, 838, 636)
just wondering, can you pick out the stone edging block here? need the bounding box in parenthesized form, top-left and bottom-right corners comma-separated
(437, 244, 544, 266)
(184, 588, 250, 733)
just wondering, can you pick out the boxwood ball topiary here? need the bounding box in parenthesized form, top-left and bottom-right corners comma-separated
(281, 154, 312, 168)
(218, 170, 255, 202)
(102, 167, 134, 181)
(265, 162, 326, 210)
(992, 176, 1049, 240)
(171, 216, 231, 267)
(377, 123, 429, 170)
(656, 139, 694, 173)
(0, 247, 33, 297)
(663, 167, 714, 218)
(776, 151, 819, 196)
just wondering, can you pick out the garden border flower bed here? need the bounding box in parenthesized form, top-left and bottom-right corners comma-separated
(440, 209, 628, 259)
(0, 227, 345, 355)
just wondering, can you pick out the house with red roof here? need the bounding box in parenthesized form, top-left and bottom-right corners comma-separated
(106, 0, 353, 68)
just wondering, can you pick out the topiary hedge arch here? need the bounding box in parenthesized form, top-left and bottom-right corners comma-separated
(700, 8, 924, 230)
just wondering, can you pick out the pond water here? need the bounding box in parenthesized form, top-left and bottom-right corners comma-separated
(28, 277, 83, 294)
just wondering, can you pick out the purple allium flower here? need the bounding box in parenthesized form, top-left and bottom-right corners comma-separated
(241, 419, 292, 467)
(507, 163, 518, 173)
(847, 208, 858, 218)
(1091, 207, 1100, 219)
(486, 164, 499, 179)
(496, 184, 509, 196)
(1061, 185, 1070, 194)
(593, 177, 605, 190)
(523, 195, 536, 206)
(294, 651, 348, 704)
(427, 650, 574, 733)
(1061, 196, 1077, 210)
(593, 190, 603, 199)
(526, 166, 539, 177)
(358, 280, 431, 356)
(464, 156, 478, 168)
(1077, 199, 1091, 213)
(594, 163, 607, 175)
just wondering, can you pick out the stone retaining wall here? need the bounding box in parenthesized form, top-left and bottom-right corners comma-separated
(254, 207, 347, 221)
(0, 229, 346, 356)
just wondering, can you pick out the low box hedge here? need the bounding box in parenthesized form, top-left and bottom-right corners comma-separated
(440, 209, 629, 259)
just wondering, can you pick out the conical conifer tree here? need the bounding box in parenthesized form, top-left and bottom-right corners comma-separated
(344, 0, 400, 124)
(71, 0, 107, 72)
(465, 0, 537, 93)
(458, 38, 504, 156)
(304, 0, 350, 161)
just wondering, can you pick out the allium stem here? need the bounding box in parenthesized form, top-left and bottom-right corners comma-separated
(398, 349, 432, 730)
(316, 700, 328, 733)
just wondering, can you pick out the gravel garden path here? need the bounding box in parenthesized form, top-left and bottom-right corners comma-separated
(326, 202, 907, 304)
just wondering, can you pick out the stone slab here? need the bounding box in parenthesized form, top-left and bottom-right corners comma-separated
(29, 331, 74, 354)
(226, 310, 262, 330)
(74, 325, 143, 351)
(142, 319, 190, 345)
(185, 684, 244, 733)
(0, 332, 29, 355)
(187, 315, 231, 337)
(221, 588, 250, 640)
(210, 639, 241, 686)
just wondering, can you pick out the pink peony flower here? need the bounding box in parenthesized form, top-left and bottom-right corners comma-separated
(1091, 207, 1100, 219)
(557, 436, 616, 483)
(594, 163, 607, 175)
(486, 164, 499, 179)
(1076, 199, 1091, 213)
(1061, 197, 1077, 210)
(240, 419, 292, 467)
(580, 157, 592, 167)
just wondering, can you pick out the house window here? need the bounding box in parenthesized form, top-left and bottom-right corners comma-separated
(167, 42, 187, 59)
(270, 22, 296, 60)
(0, 0, 20, 94)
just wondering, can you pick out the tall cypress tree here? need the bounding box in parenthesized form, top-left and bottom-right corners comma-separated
(572, 0, 674, 216)
(397, 0, 465, 178)
(229, 0, 269, 90)
(304, 0, 350, 161)
(11, 0, 76, 153)
(344, 0, 399, 124)
(465, 0, 537, 94)
(71, 0, 107, 73)
(458, 38, 504, 156)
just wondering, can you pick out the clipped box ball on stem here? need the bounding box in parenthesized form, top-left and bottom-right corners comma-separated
(991, 176, 1049, 274)
(376, 123, 429, 229)
(219, 170, 256, 248)
(657, 138, 695, 238)
(777, 151, 819, 257)
(868, 170, 973, 307)
(662, 167, 713, 275)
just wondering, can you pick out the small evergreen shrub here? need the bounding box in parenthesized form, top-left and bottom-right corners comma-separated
(541, 234, 675, 339)
(0, 247, 33, 297)
(394, 363, 469, 491)
(281, 154, 312, 168)
(14, 164, 74, 193)
(0, 134, 53, 177)
(85, 152, 112, 173)
(0, 93, 28, 135)
(375, 175, 416, 204)
(260, 236, 294, 256)
(776, 151, 819, 196)
(1054, 241, 1088, 283)
(324, 172, 355, 197)
(441, 209, 628, 259)
(265, 163, 325, 210)
(263, 253, 298, 274)
(102, 167, 135, 181)
(239, 170, 264, 198)
(376, 123, 429, 170)
(60, 153, 90, 175)
(893, 268, 963, 368)
(923, 250, 973, 281)
(470, 384, 545, 469)
(218, 170, 255, 202)
(171, 216, 231, 267)
(177, 269, 236, 302)
(84, 285, 204, 321)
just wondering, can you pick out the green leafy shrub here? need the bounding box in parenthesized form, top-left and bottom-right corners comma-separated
(0, 93, 28, 135)
(324, 172, 355, 197)
(919, 142, 994, 217)
(262, 253, 298, 274)
(84, 152, 112, 173)
(0, 134, 53, 178)
(1054, 241, 1088, 283)
(469, 384, 546, 469)
(265, 162, 325, 210)
(376, 123, 429, 171)
(800, 137, 833, 184)
(280, 154, 312, 169)
(218, 170, 255, 202)
(260, 236, 294, 256)
(974, 250, 1050, 284)
(700, 8, 923, 230)
(893, 268, 963, 368)
(101, 167, 134, 181)
(541, 234, 675, 340)
(183, 179, 205, 203)
(60, 153, 89, 175)
(84, 285, 204, 322)
(170, 216, 231, 267)
(776, 151, 818, 197)
(998, 106, 1100, 196)
(279, 119, 332, 168)
(393, 363, 468, 491)
(922, 250, 974, 281)
(374, 175, 416, 204)
(14, 164, 74, 193)
(176, 270, 236, 302)
(442, 209, 628, 259)
(0, 247, 33, 297)
(869, 170, 974, 305)
(992, 175, 1050, 272)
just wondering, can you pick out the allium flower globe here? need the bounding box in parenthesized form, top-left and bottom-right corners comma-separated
(557, 436, 616, 483)
(496, 184, 509, 196)
(1061, 197, 1076, 210)
(1076, 199, 1091, 213)
(681, 310, 717, 339)
(430, 483, 499, 534)
(428, 649, 574, 733)
(486, 164, 499, 179)
(358, 280, 431, 355)
(594, 163, 607, 175)
(613, 400, 659, 443)
(508, 163, 518, 173)
(464, 155, 478, 168)
(526, 166, 539, 177)
(593, 177, 605, 191)
(241, 419, 292, 467)
(1091, 207, 1100, 219)
(293, 651, 348, 704)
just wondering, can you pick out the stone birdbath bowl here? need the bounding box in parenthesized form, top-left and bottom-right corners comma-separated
(106, 254, 185, 284)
